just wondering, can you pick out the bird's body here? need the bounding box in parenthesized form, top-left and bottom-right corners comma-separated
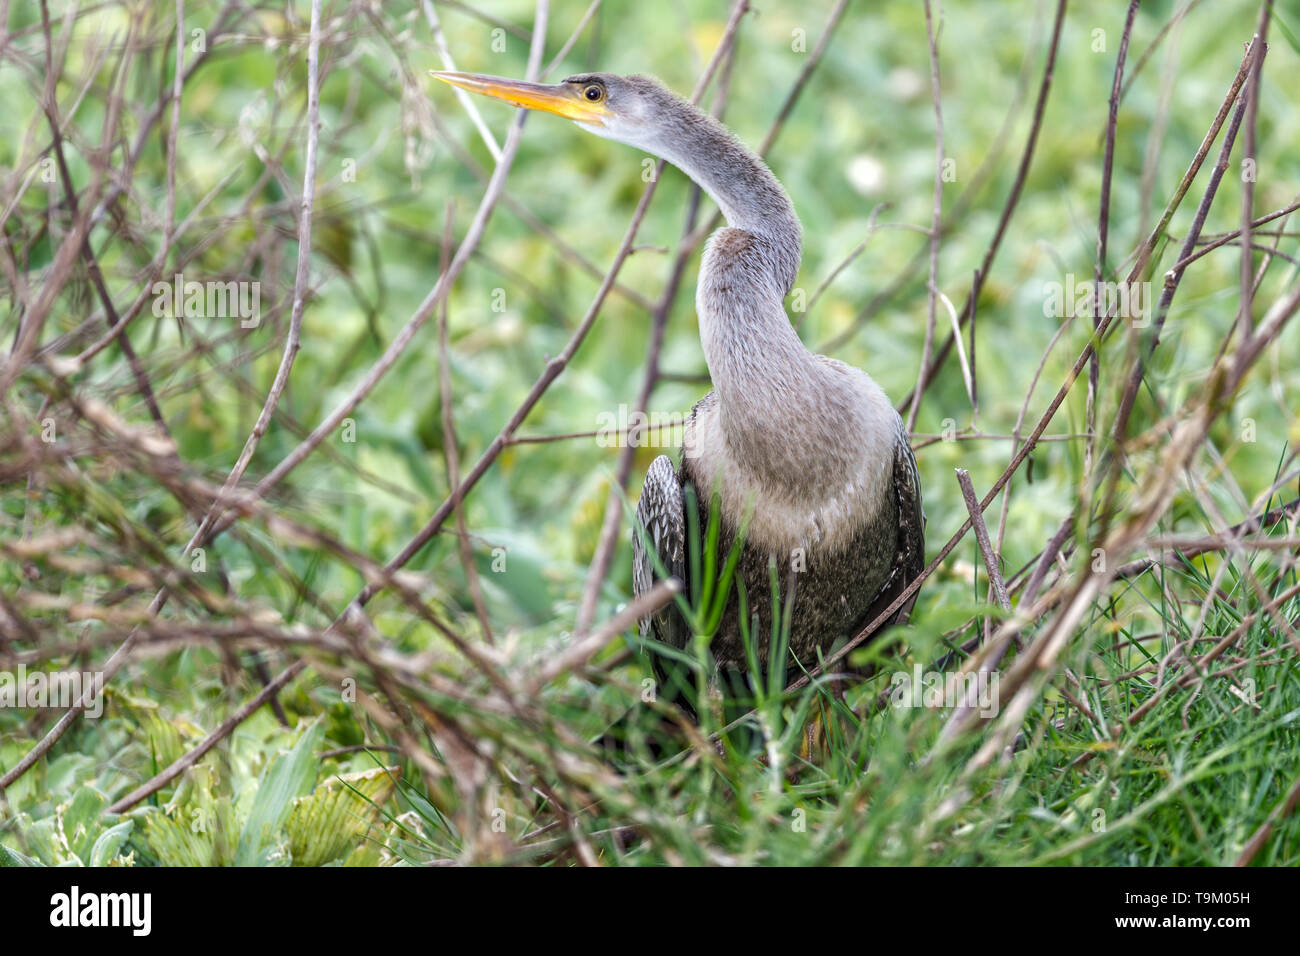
(433, 69, 924, 706)
(637, 389, 922, 675)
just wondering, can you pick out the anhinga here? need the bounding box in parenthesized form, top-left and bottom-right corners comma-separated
(433, 71, 924, 720)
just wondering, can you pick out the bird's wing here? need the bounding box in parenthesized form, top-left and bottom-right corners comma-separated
(858, 425, 926, 636)
(890, 427, 927, 623)
(633, 454, 689, 651)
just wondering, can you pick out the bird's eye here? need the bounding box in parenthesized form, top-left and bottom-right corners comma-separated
(584, 85, 604, 102)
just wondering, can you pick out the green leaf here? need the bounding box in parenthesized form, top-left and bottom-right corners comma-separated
(1270, 8, 1300, 56)
(0, 843, 43, 867)
(88, 819, 135, 866)
(235, 717, 324, 866)
(284, 765, 400, 867)
(64, 787, 107, 861)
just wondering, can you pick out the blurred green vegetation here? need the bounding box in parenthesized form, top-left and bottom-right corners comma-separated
(2, 0, 1299, 865)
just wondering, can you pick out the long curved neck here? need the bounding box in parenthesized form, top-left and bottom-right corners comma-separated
(651, 108, 802, 292)
(651, 105, 863, 489)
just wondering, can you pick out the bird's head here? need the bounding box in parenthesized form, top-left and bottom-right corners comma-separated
(430, 71, 682, 155)
(430, 68, 801, 281)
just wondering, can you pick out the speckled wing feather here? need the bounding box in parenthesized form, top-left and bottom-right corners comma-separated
(856, 427, 926, 639)
(632, 455, 689, 652)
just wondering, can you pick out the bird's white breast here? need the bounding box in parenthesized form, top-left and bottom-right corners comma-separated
(683, 361, 899, 561)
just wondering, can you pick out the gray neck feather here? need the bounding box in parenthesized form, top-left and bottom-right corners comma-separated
(644, 96, 865, 491)
(647, 105, 802, 290)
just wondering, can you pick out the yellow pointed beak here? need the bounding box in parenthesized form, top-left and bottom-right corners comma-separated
(430, 71, 610, 126)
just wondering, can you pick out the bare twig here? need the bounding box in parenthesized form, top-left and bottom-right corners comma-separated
(895, 0, 1068, 414)
(908, 0, 944, 434)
